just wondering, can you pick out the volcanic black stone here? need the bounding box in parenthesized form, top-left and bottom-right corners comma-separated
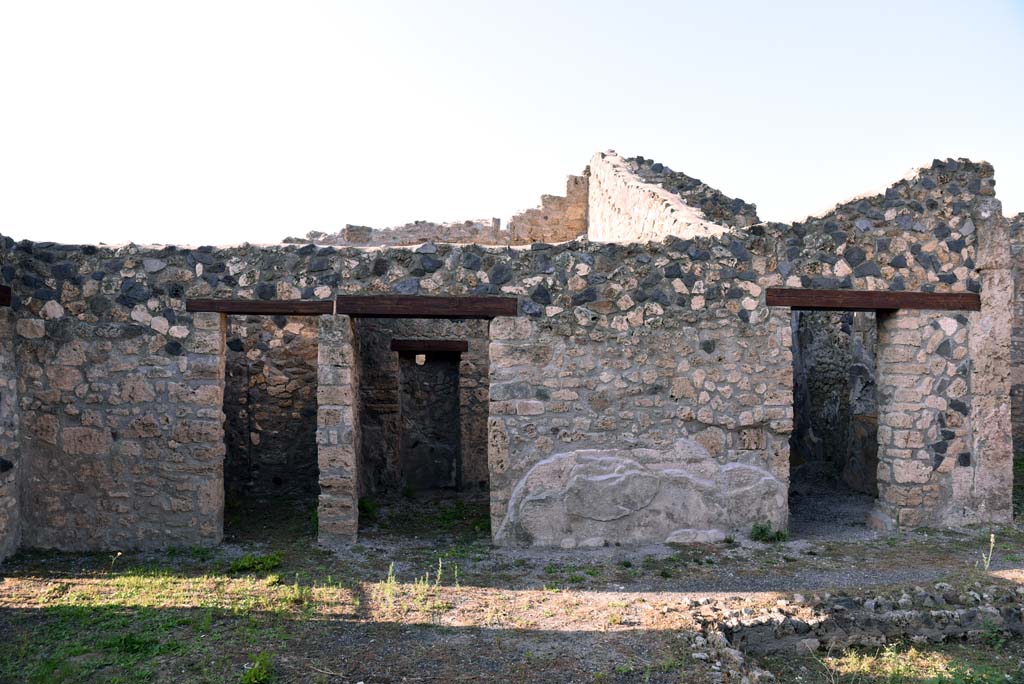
(530, 284, 552, 306)
(844, 246, 867, 266)
(419, 255, 443, 273)
(571, 288, 597, 306)
(256, 283, 276, 300)
(489, 262, 513, 286)
(853, 262, 882, 278)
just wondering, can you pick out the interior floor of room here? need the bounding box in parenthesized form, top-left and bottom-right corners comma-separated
(356, 490, 491, 543)
(788, 485, 879, 542)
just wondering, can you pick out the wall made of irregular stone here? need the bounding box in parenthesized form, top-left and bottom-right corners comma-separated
(354, 318, 489, 494)
(0, 153, 1011, 549)
(223, 315, 318, 500)
(0, 309, 20, 561)
(15, 307, 226, 551)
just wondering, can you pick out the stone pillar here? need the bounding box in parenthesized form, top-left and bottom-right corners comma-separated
(487, 315, 540, 543)
(317, 315, 361, 546)
(0, 309, 20, 561)
(188, 311, 228, 546)
(873, 310, 971, 529)
(963, 199, 1013, 524)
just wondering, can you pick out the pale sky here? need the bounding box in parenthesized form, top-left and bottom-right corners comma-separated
(1, 1, 1022, 245)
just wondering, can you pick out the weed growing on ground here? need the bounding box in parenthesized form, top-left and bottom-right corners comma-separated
(230, 553, 283, 573)
(977, 533, 996, 571)
(240, 652, 274, 684)
(750, 522, 788, 543)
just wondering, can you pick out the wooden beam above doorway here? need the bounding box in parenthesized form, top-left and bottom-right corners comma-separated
(334, 295, 518, 319)
(765, 288, 981, 312)
(185, 299, 333, 315)
(390, 339, 469, 354)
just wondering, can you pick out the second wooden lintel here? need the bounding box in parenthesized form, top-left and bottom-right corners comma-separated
(765, 288, 981, 312)
(390, 339, 469, 354)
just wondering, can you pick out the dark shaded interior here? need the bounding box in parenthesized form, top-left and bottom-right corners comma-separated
(789, 310, 879, 538)
(222, 315, 320, 510)
(398, 351, 462, 491)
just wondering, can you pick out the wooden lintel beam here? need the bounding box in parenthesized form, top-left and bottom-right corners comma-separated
(390, 339, 469, 354)
(335, 295, 518, 319)
(0, 285, 10, 308)
(765, 288, 980, 312)
(185, 299, 333, 316)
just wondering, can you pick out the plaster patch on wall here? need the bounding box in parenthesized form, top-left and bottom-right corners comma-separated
(496, 438, 786, 548)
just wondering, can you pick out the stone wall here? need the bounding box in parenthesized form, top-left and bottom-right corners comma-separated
(0, 309, 20, 561)
(355, 318, 489, 494)
(296, 219, 511, 247)
(485, 228, 794, 546)
(629, 156, 760, 229)
(223, 315, 318, 500)
(0, 152, 1013, 551)
(16, 307, 226, 551)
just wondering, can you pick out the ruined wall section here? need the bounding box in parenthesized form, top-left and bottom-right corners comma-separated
(770, 158, 1008, 529)
(587, 151, 735, 243)
(223, 315, 318, 500)
(629, 156, 760, 229)
(507, 175, 589, 244)
(775, 159, 989, 294)
(355, 318, 489, 494)
(291, 174, 588, 248)
(0, 308, 20, 561)
(296, 219, 510, 247)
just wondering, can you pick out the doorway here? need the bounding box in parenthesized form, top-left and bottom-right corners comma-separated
(789, 310, 879, 539)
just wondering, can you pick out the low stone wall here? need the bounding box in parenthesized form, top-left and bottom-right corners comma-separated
(294, 174, 588, 248)
(0, 309, 20, 561)
(719, 582, 1024, 655)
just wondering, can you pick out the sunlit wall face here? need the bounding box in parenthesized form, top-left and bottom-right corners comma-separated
(0, 0, 1022, 245)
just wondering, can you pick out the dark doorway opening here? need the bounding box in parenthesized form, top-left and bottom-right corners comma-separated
(354, 319, 491, 542)
(789, 310, 879, 540)
(222, 315, 320, 540)
(398, 350, 462, 491)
